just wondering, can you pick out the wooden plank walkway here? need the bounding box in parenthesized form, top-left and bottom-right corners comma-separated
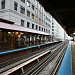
(71, 42, 75, 75)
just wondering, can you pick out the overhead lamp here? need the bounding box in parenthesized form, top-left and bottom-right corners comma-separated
(8, 32, 11, 34)
(12, 32, 14, 33)
(73, 32, 75, 35)
(15, 32, 19, 35)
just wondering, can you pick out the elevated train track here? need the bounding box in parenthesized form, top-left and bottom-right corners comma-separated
(0, 41, 69, 75)
(21, 41, 68, 75)
(0, 42, 62, 69)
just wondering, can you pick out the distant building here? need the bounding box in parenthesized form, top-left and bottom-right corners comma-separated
(52, 18, 68, 41)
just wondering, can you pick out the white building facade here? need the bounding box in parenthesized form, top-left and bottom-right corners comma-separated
(0, 0, 54, 50)
(0, 0, 68, 44)
(52, 18, 68, 41)
(0, 0, 52, 35)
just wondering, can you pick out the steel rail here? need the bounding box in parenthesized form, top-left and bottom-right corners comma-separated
(49, 43, 68, 75)
(21, 41, 68, 75)
(0, 42, 64, 74)
(0, 42, 62, 69)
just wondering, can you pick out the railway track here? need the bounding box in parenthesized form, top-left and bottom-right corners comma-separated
(0, 42, 63, 69)
(0, 42, 68, 75)
(21, 41, 68, 75)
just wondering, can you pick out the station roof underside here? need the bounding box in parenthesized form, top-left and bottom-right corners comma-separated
(38, 0, 75, 36)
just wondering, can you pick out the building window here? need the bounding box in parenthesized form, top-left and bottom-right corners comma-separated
(52, 32, 54, 34)
(52, 29, 54, 31)
(1, 0, 5, 9)
(52, 26, 54, 28)
(36, 25, 38, 30)
(49, 30, 50, 33)
(20, 6, 25, 14)
(32, 14, 34, 19)
(27, 0, 30, 7)
(32, 24, 34, 29)
(49, 24, 51, 28)
(46, 29, 47, 33)
(46, 22, 47, 26)
(27, 10, 30, 17)
(14, 2, 18, 11)
(21, 0, 25, 3)
(44, 28, 45, 32)
(42, 27, 43, 31)
(39, 26, 41, 31)
(35, 17, 38, 23)
(32, 5, 34, 10)
(21, 19, 24, 26)
(27, 22, 30, 28)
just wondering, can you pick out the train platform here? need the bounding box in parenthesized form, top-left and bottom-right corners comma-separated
(58, 41, 72, 75)
(71, 42, 75, 75)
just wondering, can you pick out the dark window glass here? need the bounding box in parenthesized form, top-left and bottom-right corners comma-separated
(21, 0, 25, 3)
(27, 10, 30, 17)
(52, 26, 54, 28)
(32, 14, 34, 19)
(52, 29, 54, 31)
(14, 2, 18, 11)
(32, 5, 34, 10)
(39, 26, 41, 31)
(52, 32, 54, 34)
(46, 22, 47, 26)
(42, 27, 43, 31)
(32, 24, 34, 29)
(49, 30, 50, 33)
(21, 19, 24, 26)
(44, 28, 45, 32)
(36, 25, 38, 30)
(27, 22, 30, 28)
(49, 24, 51, 28)
(1, 0, 5, 9)
(20, 6, 25, 14)
(46, 29, 47, 32)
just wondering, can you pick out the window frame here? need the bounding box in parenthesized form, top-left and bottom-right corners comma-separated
(36, 25, 38, 30)
(21, 19, 24, 26)
(20, 6, 25, 14)
(27, 10, 30, 17)
(32, 24, 34, 29)
(14, 1, 18, 11)
(32, 4, 34, 10)
(32, 13, 34, 19)
(27, 0, 30, 7)
(1, 0, 5, 9)
(27, 22, 30, 28)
